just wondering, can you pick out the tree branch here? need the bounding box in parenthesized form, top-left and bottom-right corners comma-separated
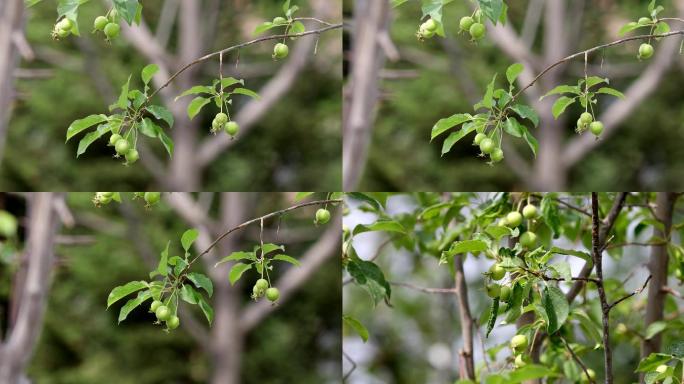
(454, 254, 475, 380)
(591, 192, 613, 384)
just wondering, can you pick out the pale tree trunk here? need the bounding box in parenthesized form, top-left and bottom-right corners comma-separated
(640, 192, 678, 382)
(0, 0, 24, 166)
(0, 193, 60, 384)
(454, 255, 475, 380)
(342, 0, 390, 191)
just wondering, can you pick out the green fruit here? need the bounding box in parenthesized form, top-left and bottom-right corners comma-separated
(638, 17, 652, 26)
(579, 112, 593, 125)
(469, 23, 485, 40)
(589, 121, 604, 136)
(500, 285, 511, 302)
(273, 16, 287, 25)
(490, 148, 504, 163)
(655, 364, 668, 374)
(581, 368, 596, 382)
(497, 218, 507, 227)
(422, 19, 437, 32)
(273, 43, 289, 59)
(0, 211, 18, 238)
(125, 149, 139, 164)
(520, 231, 537, 248)
(150, 300, 163, 312)
(215, 112, 228, 125)
(56, 28, 70, 38)
(95, 192, 112, 204)
(459, 16, 475, 31)
(144, 192, 161, 205)
(506, 211, 523, 227)
(166, 315, 180, 330)
(511, 334, 528, 352)
(420, 28, 435, 38)
(474, 9, 483, 22)
(155, 305, 171, 321)
(94, 16, 108, 31)
(114, 139, 130, 155)
(109, 134, 122, 146)
(522, 204, 537, 219)
(615, 323, 628, 335)
(57, 18, 73, 31)
(100, 192, 114, 198)
(224, 121, 239, 136)
(104, 23, 120, 39)
(255, 278, 269, 290)
(253, 285, 264, 297)
(514, 354, 527, 368)
(486, 283, 500, 298)
(109, 9, 118, 22)
(474, 132, 486, 145)
(479, 138, 495, 154)
(316, 208, 331, 224)
(489, 263, 506, 281)
(266, 287, 280, 302)
(639, 43, 654, 59)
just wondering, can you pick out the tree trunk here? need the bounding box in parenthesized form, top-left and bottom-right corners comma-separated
(0, 0, 24, 166)
(454, 255, 475, 380)
(0, 193, 60, 384)
(640, 192, 677, 382)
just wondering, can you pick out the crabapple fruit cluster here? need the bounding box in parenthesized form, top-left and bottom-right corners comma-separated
(576, 112, 604, 137)
(459, 9, 486, 41)
(473, 133, 504, 164)
(92, 9, 120, 41)
(251, 278, 280, 303)
(150, 300, 180, 331)
(108, 134, 139, 165)
(416, 18, 438, 40)
(211, 112, 239, 137)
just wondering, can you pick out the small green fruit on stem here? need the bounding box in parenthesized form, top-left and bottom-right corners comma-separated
(316, 208, 331, 224)
(266, 287, 280, 302)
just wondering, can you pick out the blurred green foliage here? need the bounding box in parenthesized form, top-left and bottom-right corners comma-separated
(352, 0, 684, 191)
(1, 0, 341, 191)
(0, 192, 340, 383)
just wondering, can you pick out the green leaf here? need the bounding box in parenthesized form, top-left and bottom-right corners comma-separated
(196, 294, 214, 325)
(618, 21, 642, 36)
(483, 74, 498, 109)
(353, 220, 406, 235)
(215, 251, 256, 267)
(231, 88, 260, 100)
(117, 75, 131, 110)
(541, 84, 581, 99)
(157, 127, 174, 158)
(549, 261, 571, 281)
(346, 259, 391, 306)
(446, 239, 488, 257)
(112, 0, 139, 25)
(157, 241, 170, 277)
(541, 195, 562, 237)
(637, 353, 673, 372)
(543, 286, 569, 334)
(187, 97, 211, 120)
(506, 63, 524, 84)
(476, 0, 505, 24)
(486, 298, 500, 337)
(272, 254, 301, 266)
(141, 64, 159, 85)
(552, 96, 576, 119)
(220, 77, 244, 89)
(666, 341, 684, 357)
(431, 114, 472, 140)
(175, 85, 214, 100)
(504, 117, 523, 138)
(655, 21, 670, 37)
(290, 20, 305, 35)
(343, 315, 369, 342)
(441, 123, 477, 156)
(294, 192, 314, 201)
(510, 104, 539, 127)
(186, 272, 213, 297)
(107, 281, 149, 308)
(520, 125, 539, 158)
(180, 284, 200, 304)
(229, 263, 252, 285)
(181, 229, 199, 252)
(508, 365, 558, 382)
(645, 321, 668, 340)
(66, 114, 108, 142)
(76, 123, 111, 157)
(596, 87, 625, 99)
(146, 105, 174, 128)
(584, 76, 608, 89)
(573, 309, 603, 347)
(118, 290, 151, 323)
(254, 21, 276, 35)
(258, 243, 285, 255)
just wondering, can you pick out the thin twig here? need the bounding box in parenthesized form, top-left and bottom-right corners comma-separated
(389, 281, 458, 294)
(608, 275, 651, 310)
(604, 241, 667, 250)
(342, 351, 357, 382)
(147, 23, 343, 101)
(561, 336, 596, 384)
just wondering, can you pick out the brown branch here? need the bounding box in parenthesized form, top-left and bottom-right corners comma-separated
(604, 241, 667, 250)
(561, 336, 596, 384)
(608, 274, 651, 310)
(591, 193, 613, 384)
(389, 281, 457, 294)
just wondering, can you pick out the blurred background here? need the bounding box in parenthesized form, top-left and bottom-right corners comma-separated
(342, 193, 684, 383)
(343, 0, 684, 191)
(0, 0, 341, 191)
(0, 192, 341, 384)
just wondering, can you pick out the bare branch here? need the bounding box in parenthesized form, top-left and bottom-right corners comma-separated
(608, 274, 651, 310)
(591, 193, 613, 384)
(561, 336, 596, 384)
